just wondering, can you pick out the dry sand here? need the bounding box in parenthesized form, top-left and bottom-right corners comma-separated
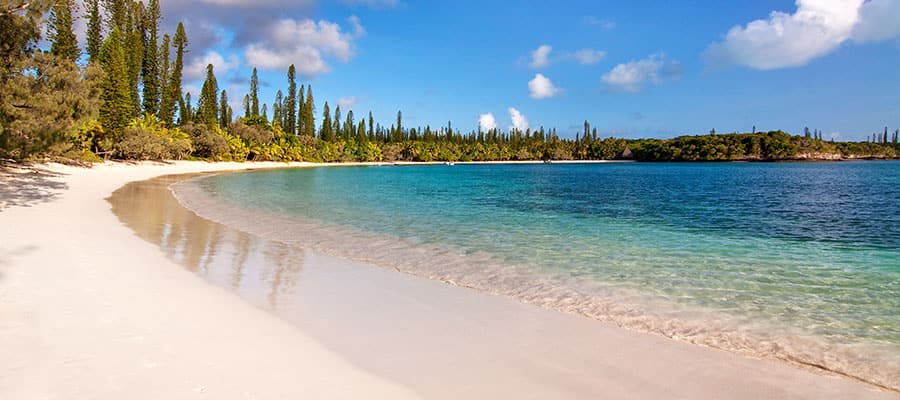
(0, 161, 895, 399)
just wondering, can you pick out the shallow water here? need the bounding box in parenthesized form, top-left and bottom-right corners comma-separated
(179, 162, 900, 390)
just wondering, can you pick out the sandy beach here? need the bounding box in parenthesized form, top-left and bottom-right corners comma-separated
(0, 161, 895, 399)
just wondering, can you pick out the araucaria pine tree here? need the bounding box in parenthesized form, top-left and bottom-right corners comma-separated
(141, 0, 161, 114)
(303, 85, 315, 136)
(159, 22, 186, 126)
(197, 64, 219, 127)
(273, 90, 283, 128)
(85, 0, 103, 63)
(284, 64, 297, 134)
(250, 67, 260, 117)
(124, 1, 144, 114)
(219, 90, 229, 128)
(99, 27, 133, 141)
(320, 101, 332, 141)
(297, 84, 306, 134)
(48, 0, 80, 62)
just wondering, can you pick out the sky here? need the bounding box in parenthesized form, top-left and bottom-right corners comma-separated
(80, 0, 900, 140)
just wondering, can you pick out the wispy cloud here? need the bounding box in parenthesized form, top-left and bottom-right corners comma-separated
(583, 16, 615, 30)
(341, 0, 400, 8)
(338, 96, 359, 108)
(529, 45, 553, 69)
(571, 49, 606, 65)
(601, 54, 682, 93)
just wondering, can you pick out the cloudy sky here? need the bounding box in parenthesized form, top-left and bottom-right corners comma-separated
(87, 0, 900, 140)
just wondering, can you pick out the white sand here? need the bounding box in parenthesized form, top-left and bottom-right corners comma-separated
(0, 161, 416, 400)
(0, 161, 895, 399)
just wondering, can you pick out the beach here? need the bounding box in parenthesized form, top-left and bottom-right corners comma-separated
(0, 161, 895, 399)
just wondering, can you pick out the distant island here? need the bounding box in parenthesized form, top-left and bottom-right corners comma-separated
(2, 0, 898, 164)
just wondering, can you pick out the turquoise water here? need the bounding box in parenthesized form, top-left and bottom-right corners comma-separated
(189, 162, 900, 387)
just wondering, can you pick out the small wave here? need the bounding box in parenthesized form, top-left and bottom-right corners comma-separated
(172, 175, 900, 392)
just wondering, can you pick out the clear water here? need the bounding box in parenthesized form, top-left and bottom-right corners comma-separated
(186, 162, 900, 388)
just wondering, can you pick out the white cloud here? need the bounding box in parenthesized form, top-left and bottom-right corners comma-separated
(338, 96, 359, 108)
(508, 107, 529, 132)
(529, 45, 552, 69)
(601, 54, 682, 93)
(572, 49, 606, 65)
(244, 18, 359, 76)
(184, 50, 241, 81)
(852, 0, 900, 42)
(528, 73, 560, 99)
(704, 0, 864, 70)
(478, 113, 497, 132)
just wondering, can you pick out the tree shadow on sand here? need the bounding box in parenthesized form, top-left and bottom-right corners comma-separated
(0, 164, 69, 211)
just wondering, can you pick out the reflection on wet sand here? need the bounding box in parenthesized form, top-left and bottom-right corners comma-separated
(108, 174, 304, 314)
(105, 173, 898, 399)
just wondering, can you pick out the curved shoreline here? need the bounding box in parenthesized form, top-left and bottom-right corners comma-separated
(168, 166, 899, 393)
(0, 161, 421, 400)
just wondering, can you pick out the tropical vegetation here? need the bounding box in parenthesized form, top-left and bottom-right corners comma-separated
(1, 0, 898, 164)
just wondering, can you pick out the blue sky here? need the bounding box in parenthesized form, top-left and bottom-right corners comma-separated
(148, 0, 899, 140)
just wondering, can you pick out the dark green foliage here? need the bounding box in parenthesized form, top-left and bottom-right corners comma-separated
(124, 1, 143, 114)
(102, 0, 128, 33)
(99, 27, 133, 143)
(302, 85, 315, 136)
(0, 0, 47, 74)
(219, 90, 229, 128)
(196, 64, 219, 127)
(320, 101, 333, 142)
(249, 67, 259, 117)
(48, 0, 80, 62)
(141, 0, 161, 114)
(0, 53, 100, 160)
(159, 22, 186, 126)
(284, 64, 297, 134)
(85, 0, 102, 62)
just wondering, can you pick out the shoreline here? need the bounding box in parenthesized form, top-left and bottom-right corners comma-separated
(1, 161, 896, 399)
(170, 166, 900, 393)
(0, 161, 417, 399)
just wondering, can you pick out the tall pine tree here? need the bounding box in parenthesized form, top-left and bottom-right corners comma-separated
(196, 64, 219, 127)
(284, 64, 297, 134)
(48, 0, 80, 62)
(320, 101, 332, 141)
(273, 90, 283, 128)
(249, 67, 259, 117)
(159, 22, 186, 126)
(219, 90, 229, 128)
(298, 84, 306, 135)
(124, 1, 144, 114)
(303, 85, 315, 136)
(85, 0, 102, 63)
(141, 0, 161, 115)
(99, 27, 132, 141)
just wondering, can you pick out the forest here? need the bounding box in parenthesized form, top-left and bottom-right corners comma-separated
(2, 0, 899, 164)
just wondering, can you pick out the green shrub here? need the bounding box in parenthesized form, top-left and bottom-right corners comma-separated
(115, 117, 192, 160)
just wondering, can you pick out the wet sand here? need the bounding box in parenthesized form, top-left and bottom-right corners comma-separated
(104, 168, 895, 399)
(0, 161, 415, 400)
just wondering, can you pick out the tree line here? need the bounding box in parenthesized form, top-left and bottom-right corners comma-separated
(1, 1, 898, 163)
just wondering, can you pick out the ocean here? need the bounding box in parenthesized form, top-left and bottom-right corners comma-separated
(179, 161, 900, 388)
